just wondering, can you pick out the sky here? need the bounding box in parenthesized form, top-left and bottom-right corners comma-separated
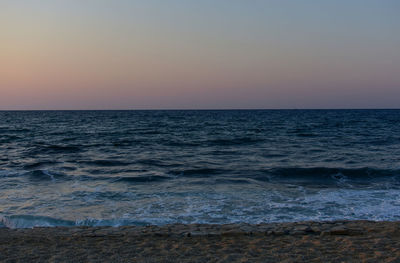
(1, 0, 400, 110)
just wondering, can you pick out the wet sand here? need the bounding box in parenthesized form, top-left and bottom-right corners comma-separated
(1, 221, 399, 262)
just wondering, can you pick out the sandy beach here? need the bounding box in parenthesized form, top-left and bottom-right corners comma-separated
(0, 220, 399, 262)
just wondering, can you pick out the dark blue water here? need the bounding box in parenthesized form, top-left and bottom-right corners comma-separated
(1, 110, 400, 228)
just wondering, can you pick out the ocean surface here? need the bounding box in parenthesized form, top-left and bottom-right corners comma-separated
(0, 110, 400, 228)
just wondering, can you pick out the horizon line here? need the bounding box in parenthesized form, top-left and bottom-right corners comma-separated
(1, 108, 399, 111)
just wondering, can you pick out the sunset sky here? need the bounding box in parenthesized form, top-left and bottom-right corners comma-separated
(1, 0, 399, 110)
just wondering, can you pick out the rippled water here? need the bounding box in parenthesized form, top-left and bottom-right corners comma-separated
(1, 110, 400, 228)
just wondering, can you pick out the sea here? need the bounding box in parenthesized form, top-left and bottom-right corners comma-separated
(0, 110, 399, 228)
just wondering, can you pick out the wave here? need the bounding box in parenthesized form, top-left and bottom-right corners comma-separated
(268, 167, 399, 179)
(0, 170, 19, 178)
(168, 168, 226, 177)
(208, 137, 264, 146)
(214, 178, 252, 184)
(79, 159, 183, 169)
(0, 215, 149, 229)
(78, 160, 132, 167)
(287, 128, 317, 137)
(136, 159, 179, 167)
(0, 127, 30, 134)
(1, 215, 75, 228)
(164, 141, 202, 147)
(0, 135, 22, 143)
(112, 175, 171, 183)
(25, 170, 69, 181)
(3, 166, 400, 187)
(256, 167, 400, 185)
(111, 139, 141, 147)
(166, 166, 400, 184)
(0, 169, 74, 182)
(27, 144, 82, 155)
(23, 161, 60, 170)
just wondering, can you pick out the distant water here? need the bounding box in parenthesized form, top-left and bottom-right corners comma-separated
(1, 110, 400, 228)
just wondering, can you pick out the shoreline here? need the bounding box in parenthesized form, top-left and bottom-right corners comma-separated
(1, 220, 399, 262)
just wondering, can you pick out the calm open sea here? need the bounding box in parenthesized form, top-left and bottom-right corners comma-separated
(1, 110, 400, 228)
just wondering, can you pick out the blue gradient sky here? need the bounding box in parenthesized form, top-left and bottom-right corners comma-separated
(1, 0, 399, 109)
